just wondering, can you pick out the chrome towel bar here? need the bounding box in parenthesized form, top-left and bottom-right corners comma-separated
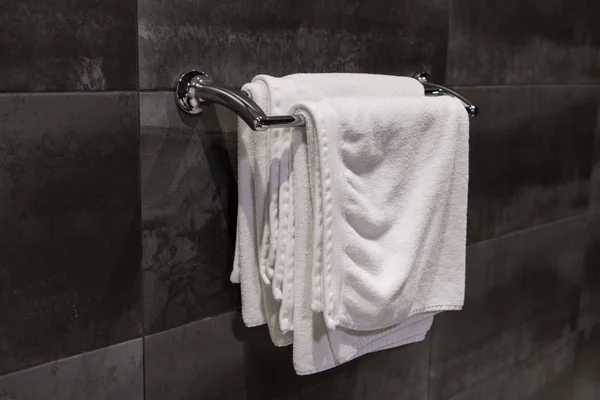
(175, 70, 478, 132)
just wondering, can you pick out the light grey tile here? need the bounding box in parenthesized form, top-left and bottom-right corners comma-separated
(0, 339, 143, 400)
(140, 93, 239, 334)
(445, 334, 577, 400)
(355, 335, 430, 400)
(430, 216, 588, 399)
(144, 312, 246, 400)
(462, 86, 599, 243)
(138, 0, 450, 89)
(447, 0, 600, 85)
(0, 93, 141, 374)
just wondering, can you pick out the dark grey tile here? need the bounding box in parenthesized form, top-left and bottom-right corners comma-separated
(138, 0, 449, 89)
(0, 93, 141, 375)
(0, 0, 137, 91)
(0, 338, 143, 400)
(447, 0, 600, 85)
(141, 93, 239, 333)
(579, 213, 600, 330)
(242, 324, 358, 400)
(592, 110, 600, 210)
(144, 312, 246, 400)
(145, 311, 360, 400)
(445, 333, 577, 400)
(464, 86, 599, 244)
(573, 324, 600, 399)
(430, 216, 588, 400)
(355, 335, 430, 400)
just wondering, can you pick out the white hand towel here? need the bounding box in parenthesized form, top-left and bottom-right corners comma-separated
(235, 80, 292, 346)
(232, 74, 425, 338)
(249, 74, 425, 333)
(292, 96, 469, 332)
(290, 124, 435, 375)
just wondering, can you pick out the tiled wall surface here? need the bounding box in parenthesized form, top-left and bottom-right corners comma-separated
(0, 0, 598, 399)
(0, 93, 142, 375)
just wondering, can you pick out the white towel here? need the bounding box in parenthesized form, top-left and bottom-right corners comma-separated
(235, 80, 292, 346)
(252, 74, 425, 333)
(291, 96, 469, 332)
(289, 124, 435, 374)
(232, 74, 425, 337)
(232, 73, 425, 286)
(232, 74, 468, 375)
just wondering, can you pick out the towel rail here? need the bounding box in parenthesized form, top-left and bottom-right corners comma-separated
(174, 70, 478, 131)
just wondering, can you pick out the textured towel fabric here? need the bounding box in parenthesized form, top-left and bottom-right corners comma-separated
(250, 74, 425, 332)
(292, 96, 469, 331)
(235, 80, 292, 346)
(232, 73, 469, 374)
(289, 123, 435, 375)
(232, 73, 425, 336)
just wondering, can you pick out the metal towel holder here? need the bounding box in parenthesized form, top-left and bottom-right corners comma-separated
(175, 70, 478, 131)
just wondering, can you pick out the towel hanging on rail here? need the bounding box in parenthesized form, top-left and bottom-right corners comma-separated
(171, 70, 472, 375)
(174, 70, 478, 130)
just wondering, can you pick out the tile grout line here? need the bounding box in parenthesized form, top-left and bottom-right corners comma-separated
(430, 0, 454, 397)
(444, 0, 454, 88)
(468, 210, 593, 249)
(133, 0, 147, 396)
(426, 323, 435, 400)
(453, 83, 600, 90)
(0, 337, 144, 379)
(133, 6, 150, 400)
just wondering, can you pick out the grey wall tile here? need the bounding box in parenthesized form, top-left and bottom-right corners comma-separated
(463, 86, 599, 244)
(355, 335, 430, 400)
(574, 324, 600, 400)
(579, 213, 600, 330)
(0, 93, 141, 375)
(447, 0, 600, 85)
(0, 338, 143, 400)
(242, 324, 358, 400)
(145, 311, 360, 400)
(141, 93, 239, 333)
(592, 110, 600, 210)
(429, 215, 588, 400)
(0, 0, 137, 91)
(138, 0, 450, 89)
(144, 312, 246, 400)
(444, 333, 577, 400)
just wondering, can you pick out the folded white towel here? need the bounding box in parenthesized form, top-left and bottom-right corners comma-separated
(292, 96, 469, 331)
(232, 73, 469, 375)
(290, 123, 435, 375)
(251, 74, 425, 332)
(235, 80, 292, 346)
(233, 73, 425, 286)
(233, 73, 425, 337)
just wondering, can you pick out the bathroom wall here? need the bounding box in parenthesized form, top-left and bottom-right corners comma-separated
(0, 0, 598, 399)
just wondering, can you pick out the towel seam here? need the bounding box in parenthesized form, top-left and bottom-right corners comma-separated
(339, 305, 462, 331)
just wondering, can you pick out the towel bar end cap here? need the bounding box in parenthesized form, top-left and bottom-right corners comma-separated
(175, 70, 212, 115)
